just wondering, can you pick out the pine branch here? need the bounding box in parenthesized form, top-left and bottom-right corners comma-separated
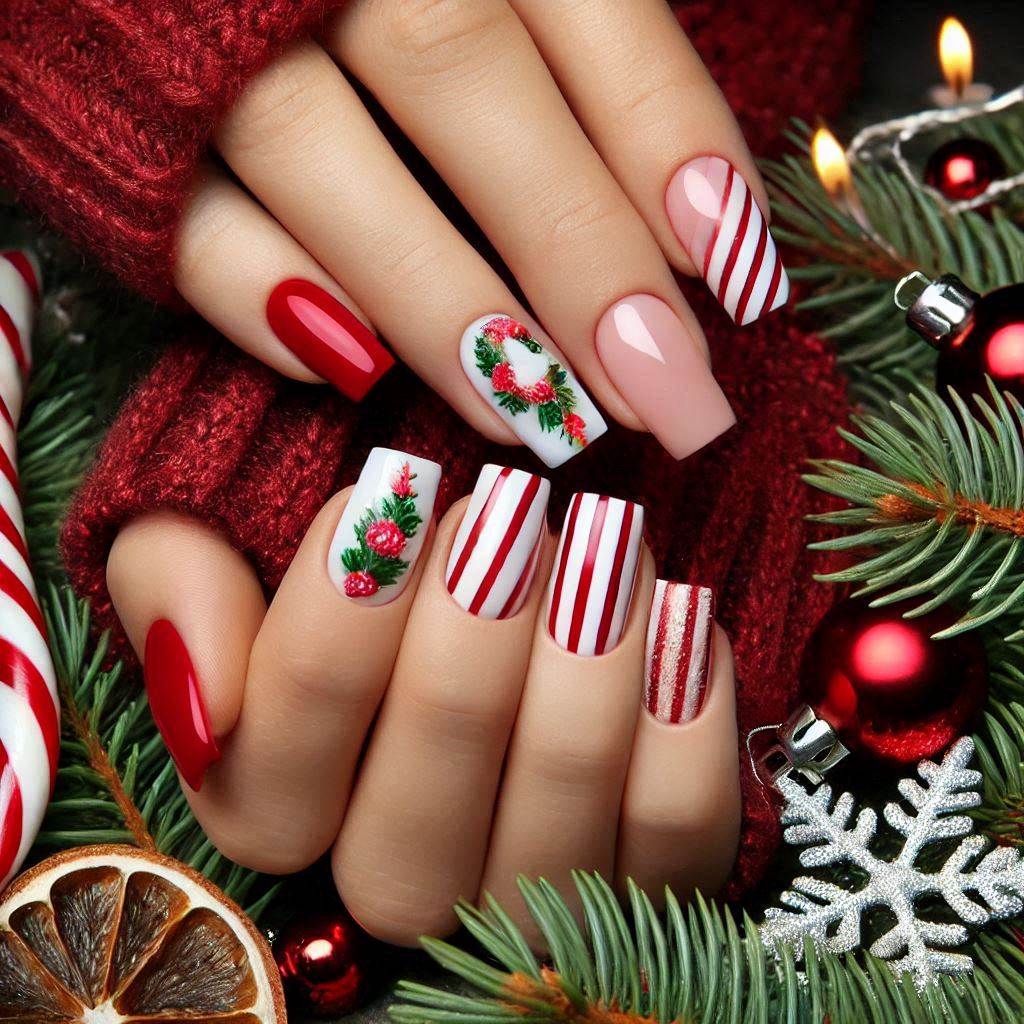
(762, 119, 1024, 413)
(804, 381, 1024, 640)
(391, 873, 1024, 1024)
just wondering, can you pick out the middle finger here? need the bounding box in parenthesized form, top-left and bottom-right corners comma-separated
(327, 0, 735, 461)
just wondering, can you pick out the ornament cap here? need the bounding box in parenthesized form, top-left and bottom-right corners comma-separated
(897, 272, 980, 347)
(751, 704, 849, 791)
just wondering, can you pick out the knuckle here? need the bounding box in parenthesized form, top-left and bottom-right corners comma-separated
(536, 190, 630, 252)
(405, 678, 510, 753)
(523, 735, 622, 791)
(382, 0, 511, 75)
(221, 46, 331, 156)
(175, 182, 239, 282)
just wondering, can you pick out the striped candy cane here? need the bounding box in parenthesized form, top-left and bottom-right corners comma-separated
(0, 249, 59, 890)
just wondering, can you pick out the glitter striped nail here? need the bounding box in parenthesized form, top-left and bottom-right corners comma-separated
(644, 581, 715, 723)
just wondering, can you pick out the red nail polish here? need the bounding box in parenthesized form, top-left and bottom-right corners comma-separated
(144, 620, 220, 791)
(266, 279, 394, 401)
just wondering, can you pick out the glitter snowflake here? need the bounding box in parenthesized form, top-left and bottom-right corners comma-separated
(762, 737, 1024, 986)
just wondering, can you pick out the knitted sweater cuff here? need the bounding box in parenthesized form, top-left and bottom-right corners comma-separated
(0, 0, 344, 302)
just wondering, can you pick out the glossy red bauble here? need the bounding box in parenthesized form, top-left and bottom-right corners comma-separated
(936, 281, 1024, 405)
(800, 597, 987, 764)
(274, 909, 370, 1017)
(924, 137, 1005, 203)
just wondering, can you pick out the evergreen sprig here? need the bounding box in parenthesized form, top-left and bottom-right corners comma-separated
(390, 871, 1024, 1024)
(763, 116, 1024, 412)
(804, 380, 1024, 640)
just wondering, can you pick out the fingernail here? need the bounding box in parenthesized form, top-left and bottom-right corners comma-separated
(666, 156, 789, 325)
(460, 314, 607, 468)
(144, 619, 220, 791)
(266, 279, 394, 401)
(547, 493, 644, 657)
(596, 294, 735, 459)
(328, 447, 441, 605)
(446, 465, 550, 619)
(644, 581, 715, 723)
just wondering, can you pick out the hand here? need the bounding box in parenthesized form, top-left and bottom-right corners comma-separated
(175, 0, 786, 467)
(106, 451, 742, 944)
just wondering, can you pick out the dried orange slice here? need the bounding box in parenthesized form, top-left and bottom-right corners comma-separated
(0, 844, 285, 1022)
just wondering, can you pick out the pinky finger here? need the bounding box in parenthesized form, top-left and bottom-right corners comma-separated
(615, 587, 740, 903)
(175, 166, 394, 400)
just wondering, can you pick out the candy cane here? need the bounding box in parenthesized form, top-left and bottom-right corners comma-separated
(0, 250, 59, 889)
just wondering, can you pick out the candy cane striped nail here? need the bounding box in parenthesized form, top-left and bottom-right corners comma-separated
(0, 249, 58, 889)
(446, 465, 550, 619)
(666, 156, 789, 326)
(547, 493, 644, 657)
(644, 581, 715, 724)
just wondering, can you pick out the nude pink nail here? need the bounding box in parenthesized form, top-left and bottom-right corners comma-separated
(666, 156, 789, 325)
(596, 295, 735, 460)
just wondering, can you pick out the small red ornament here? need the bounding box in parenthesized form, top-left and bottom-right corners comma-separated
(800, 597, 987, 764)
(902, 274, 1024, 407)
(391, 462, 415, 498)
(274, 909, 371, 1017)
(365, 519, 406, 558)
(924, 137, 1005, 203)
(344, 570, 379, 598)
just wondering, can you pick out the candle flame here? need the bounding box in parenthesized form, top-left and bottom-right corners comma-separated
(811, 127, 851, 197)
(939, 17, 973, 96)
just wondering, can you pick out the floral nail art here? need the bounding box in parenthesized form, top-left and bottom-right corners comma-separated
(461, 315, 606, 468)
(328, 448, 441, 605)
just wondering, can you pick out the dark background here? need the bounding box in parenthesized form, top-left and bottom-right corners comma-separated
(845, 0, 1024, 129)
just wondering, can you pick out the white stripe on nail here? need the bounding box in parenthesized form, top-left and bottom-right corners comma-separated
(546, 493, 644, 657)
(644, 581, 715, 723)
(446, 465, 550, 619)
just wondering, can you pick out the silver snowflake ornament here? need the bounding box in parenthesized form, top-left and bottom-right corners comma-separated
(762, 736, 1024, 986)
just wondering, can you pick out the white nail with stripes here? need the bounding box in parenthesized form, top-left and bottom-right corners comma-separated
(446, 465, 550, 619)
(644, 581, 715, 724)
(668, 155, 789, 326)
(0, 250, 59, 889)
(546, 493, 644, 658)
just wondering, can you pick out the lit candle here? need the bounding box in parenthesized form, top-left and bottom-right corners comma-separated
(928, 17, 993, 108)
(811, 126, 871, 231)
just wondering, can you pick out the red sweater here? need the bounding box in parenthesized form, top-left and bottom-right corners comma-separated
(0, 0, 869, 893)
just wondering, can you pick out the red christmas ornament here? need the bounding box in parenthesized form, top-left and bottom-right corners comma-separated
(274, 909, 370, 1017)
(365, 519, 406, 558)
(924, 137, 1005, 203)
(563, 412, 587, 443)
(800, 597, 987, 764)
(901, 274, 1024, 406)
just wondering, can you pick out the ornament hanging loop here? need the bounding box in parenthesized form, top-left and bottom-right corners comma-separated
(894, 271, 930, 311)
(750, 704, 849, 791)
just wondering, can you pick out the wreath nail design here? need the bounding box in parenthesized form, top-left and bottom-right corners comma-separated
(340, 462, 422, 598)
(473, 316, 590, 449)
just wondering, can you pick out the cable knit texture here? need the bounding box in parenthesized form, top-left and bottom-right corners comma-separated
(0, 0, 347, 300)
(3, 0, 871, 892)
